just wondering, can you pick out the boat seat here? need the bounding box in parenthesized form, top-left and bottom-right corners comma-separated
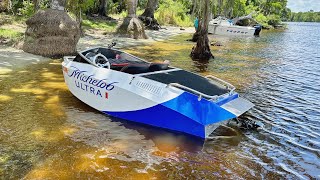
(111, 63, 130, 71)
(149, 62, 169, 72)
(120, 64, 150, 74)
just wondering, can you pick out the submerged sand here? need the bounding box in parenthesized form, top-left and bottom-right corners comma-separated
(0, 26, 194, 74)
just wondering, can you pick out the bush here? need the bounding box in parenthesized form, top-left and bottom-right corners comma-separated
(18, 0, 34, 17)
(254, 13, 268, 27)
(82, 19, 117, 32)
(267, 14, 281, 26)
(154, 0, 192, 27)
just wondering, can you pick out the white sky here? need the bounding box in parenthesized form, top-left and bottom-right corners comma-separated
(287, 0, 320, 12)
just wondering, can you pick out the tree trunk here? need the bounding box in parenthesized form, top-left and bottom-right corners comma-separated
(139, 0, 160, 30)
(141, 0, 158, 18)
(98, 0, 108, 16)
(191, 0, 197, 18)
(190, 0, 213, 61)
(117, 0, 148, 39)
(76, 8, 84, 37)
(33, 0, 39, 12)
(127, 0, 136, 17)
(218, 0, 223, 16)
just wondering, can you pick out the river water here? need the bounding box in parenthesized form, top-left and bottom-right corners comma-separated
(0, 22, 319, 179)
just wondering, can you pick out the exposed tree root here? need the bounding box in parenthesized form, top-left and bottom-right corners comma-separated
(117, 17, 148, 39)
(138, 16, 160, 30)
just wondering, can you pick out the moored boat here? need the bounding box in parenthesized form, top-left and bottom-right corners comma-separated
(208, 16, 262, 36)
(62, 44, 254, 138)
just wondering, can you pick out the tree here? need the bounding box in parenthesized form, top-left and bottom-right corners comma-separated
(98, 0, 108, 16)
(139, 0, 160, 30)
(117, 0, 147, 39)
(141, 0, 158, 17)
(190, 0, 213, 60)
(33, 0, 39, 12)
(22, 0, 81, 57)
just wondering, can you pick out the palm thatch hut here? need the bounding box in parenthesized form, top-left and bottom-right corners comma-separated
(22, 9, 80, 57)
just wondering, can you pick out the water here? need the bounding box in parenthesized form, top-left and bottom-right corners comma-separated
(0, 22, 319, 179)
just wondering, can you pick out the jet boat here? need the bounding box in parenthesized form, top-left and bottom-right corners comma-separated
(62, 43, 254, 138)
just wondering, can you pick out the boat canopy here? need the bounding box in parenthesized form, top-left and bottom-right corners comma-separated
(232, 14, 258, 26)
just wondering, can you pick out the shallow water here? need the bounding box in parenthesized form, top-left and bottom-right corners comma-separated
(0, 22, 319, 179)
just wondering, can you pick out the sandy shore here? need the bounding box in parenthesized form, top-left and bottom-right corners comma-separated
(0, 26, 194, 74)
(78, 26, 194, 50)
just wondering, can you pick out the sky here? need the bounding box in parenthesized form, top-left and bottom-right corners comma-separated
(287, 0, 320, 12)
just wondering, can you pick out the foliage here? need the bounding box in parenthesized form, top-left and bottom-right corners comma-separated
(154, 0, 193, 26)
(0, 28, 24, 42)
(211, 0, 288, 28)
(254, 13, 268, 27)
(82, 19, 117, 32)
(109, 10, 127, 19)
(266, 14, 281, 26)
(67, 0, 96, 18)
(0, 0, 292, 29)
(18, 0, 34, 17)
(290, 11, 320, 22)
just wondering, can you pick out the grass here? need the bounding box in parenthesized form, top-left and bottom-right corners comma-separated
(0, 13, 27, 25)
(0, 28, 24, 43)
(82, 19, 118, 32)
(0, 13, 26, 44)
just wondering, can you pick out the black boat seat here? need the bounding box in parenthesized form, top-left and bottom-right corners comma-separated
(117, 62, 169, 74)
(149, 63, 169, 72)
(120, 64, 150, 74)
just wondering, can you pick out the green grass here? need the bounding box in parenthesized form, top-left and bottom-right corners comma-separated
(0, 28, 24, 41)
(82, 19, 118, 32)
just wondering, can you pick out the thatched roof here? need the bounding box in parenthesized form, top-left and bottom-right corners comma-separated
(25, 9, 79, 38)
(23, 9, 80, 57)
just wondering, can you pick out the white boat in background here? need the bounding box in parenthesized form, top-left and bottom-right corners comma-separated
(208, 16, 262, 36)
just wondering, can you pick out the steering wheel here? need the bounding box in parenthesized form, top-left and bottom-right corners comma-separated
(93, 53, 110, 69)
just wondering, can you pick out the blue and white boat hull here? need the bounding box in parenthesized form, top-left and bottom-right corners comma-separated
(62, 48, 254, 138)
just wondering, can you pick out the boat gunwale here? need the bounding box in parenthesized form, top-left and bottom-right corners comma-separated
(66, 47, 237, 102)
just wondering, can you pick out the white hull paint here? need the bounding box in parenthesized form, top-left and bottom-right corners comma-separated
(62, 58, 183, 112)
(208, 16, 258, 36)
(62, 47, 254, 138)
(208, 24, 256, 36)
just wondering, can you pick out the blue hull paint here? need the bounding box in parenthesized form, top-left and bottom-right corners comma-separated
(104, 92, 238, 138)
(105, 103, 206, 138)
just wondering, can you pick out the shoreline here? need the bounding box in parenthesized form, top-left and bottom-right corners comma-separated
(0, 26, 195, 73)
